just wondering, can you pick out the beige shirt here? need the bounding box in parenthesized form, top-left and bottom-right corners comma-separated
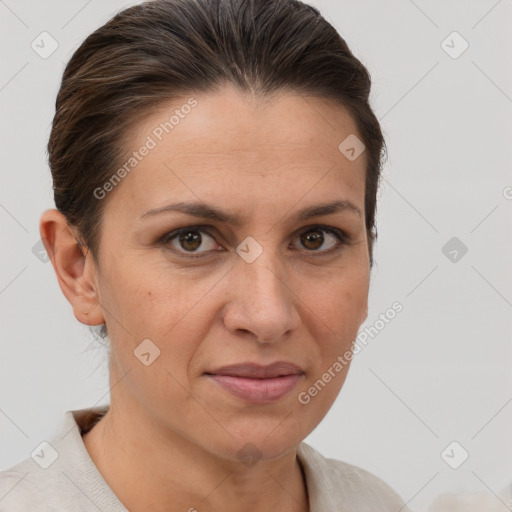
(0, 406, 411, 511)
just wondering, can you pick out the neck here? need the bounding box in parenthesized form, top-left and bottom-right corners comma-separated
(82, 394, 309, 512)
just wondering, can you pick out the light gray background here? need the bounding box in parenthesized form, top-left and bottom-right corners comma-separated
(1, 1, 511, 511)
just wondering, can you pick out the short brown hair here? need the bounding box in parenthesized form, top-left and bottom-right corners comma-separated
(48, 0, 386, 267)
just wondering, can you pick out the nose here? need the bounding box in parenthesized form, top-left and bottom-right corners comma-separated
(222, 251, 301, 344)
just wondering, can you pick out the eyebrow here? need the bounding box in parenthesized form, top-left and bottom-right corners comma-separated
(140, 199, 361, 225)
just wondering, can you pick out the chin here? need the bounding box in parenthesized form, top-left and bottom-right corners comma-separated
(203, 418, 308, 464)
(219, 436, 300, 466)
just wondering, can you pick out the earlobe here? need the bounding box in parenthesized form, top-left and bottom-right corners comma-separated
(39, 209, 105, 327)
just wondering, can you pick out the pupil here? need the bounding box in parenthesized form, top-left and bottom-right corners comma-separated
(180, 231, 201, 251)
(302, 230, 323, 250)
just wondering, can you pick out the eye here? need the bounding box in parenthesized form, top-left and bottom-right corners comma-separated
(162, 227, 220, 256)
(160, 224, 349, 258)
(291, 226, 348, 254)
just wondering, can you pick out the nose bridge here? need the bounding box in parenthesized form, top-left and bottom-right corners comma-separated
(246, 250, 286, 302)
(227, 241, 300, 341)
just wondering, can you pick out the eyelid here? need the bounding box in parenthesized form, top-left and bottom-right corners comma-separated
(291, 225, 351, 257)
(158, 224, 221, 256)
(159, 223, 351, 258)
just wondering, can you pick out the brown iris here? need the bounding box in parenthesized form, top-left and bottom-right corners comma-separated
(179, 231, 202, 251)
(300, 229, 324, 250)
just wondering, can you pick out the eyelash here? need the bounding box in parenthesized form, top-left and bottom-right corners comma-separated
(158, 224, 350, 259)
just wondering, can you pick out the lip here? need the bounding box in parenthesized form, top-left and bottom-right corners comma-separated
(205, 362, 305, 403)
(207, 361, 304, 378)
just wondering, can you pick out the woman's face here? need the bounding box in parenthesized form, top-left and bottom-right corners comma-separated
(86, 86, 370, 461)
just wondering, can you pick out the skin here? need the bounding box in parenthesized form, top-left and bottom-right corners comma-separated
(40, 85, 370, 512)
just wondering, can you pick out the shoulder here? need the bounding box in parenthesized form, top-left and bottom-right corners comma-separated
(0, 407, 115, 512)
(0, 457, 65, 512)
(297, 441, 411, 512)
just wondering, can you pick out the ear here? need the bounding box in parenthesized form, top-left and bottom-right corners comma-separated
(39, 209, 105, 326)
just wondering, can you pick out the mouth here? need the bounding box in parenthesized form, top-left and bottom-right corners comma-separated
(204, 362, 305, 403)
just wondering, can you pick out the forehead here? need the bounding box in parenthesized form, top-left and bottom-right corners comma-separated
(107, 86, 367, 217)
(142, 87, 362, 157)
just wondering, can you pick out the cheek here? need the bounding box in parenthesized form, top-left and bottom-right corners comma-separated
(101, 259, 219, 368)
(308, 271, 369, 342)
(296, 276, 368, 415)
(100, 256, 193, 331)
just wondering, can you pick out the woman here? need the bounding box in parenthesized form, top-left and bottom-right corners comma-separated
(0, 0, 410, 510)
